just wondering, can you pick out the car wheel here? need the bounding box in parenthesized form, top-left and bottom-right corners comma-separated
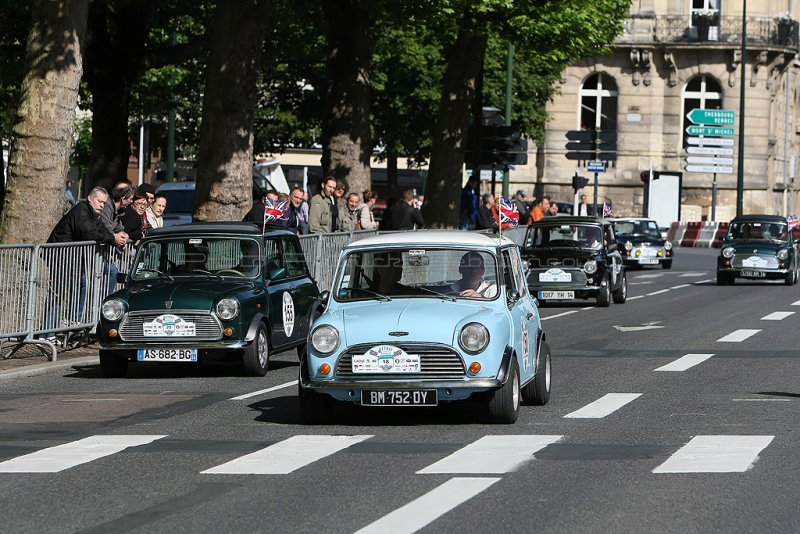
(716, 271, 733, 286)
(296, 342, 307, 359)
(243, 323, 270, 376)
(662, 261, 672, 270)
(298, 380, 334, 424)
(486, 359, 520, 424)
(612, 271, 627, 304)
(99, 350, 128, 378)
(596, 281, 611, 307)
(785, 268, 797, 286)
(522, 340, 551, 406)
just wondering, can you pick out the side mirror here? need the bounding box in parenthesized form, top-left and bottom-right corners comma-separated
(318, 290, 330, 310)
(607, 242, 618, 252)
(521, 259, 530, 275)
(506, 288, 520, 305)
(116, 272, 127, 285)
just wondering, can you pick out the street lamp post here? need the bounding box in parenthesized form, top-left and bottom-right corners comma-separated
(736, 0, 747, 216)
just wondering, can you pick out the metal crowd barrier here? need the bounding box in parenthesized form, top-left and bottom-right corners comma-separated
(1, 225, 529, 361)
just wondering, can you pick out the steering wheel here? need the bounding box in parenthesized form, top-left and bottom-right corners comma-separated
(215, 269, 245, 277)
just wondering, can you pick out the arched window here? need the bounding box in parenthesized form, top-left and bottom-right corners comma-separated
(682, 75, 723, 147)
(579, 73, 618, 133)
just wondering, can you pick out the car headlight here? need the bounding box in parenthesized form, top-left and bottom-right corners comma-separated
(777, 249, 790, 260)
(311, 325, 339, 354)
(722, 246, 735, 259)
(583, 260, 598, 274)
(215, 298, 240, 320)
(664, 241, 673, 250)
(459, 323, 489, 354)
(624, 241, 633, 251)
(102, 299, 125, 321)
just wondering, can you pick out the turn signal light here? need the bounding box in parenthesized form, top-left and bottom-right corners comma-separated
(223, 327, 233, 337)
(108, 329, 118, 338)
(319, 363, 332, 375)
(469, 362, 481, 374)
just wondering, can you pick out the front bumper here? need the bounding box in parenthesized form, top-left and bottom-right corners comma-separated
(716, 266, 790, 280)
(528, 283, 607, 300)
(99, 340, 250, 361)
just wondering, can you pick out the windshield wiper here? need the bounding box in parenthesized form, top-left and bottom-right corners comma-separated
(341, 287, 392, 301)
(137, 268, 174, 282)
(412, 285, 457, 302)
(192, 269, 223, 281)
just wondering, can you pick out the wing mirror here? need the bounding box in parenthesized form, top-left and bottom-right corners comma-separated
(506, 288, 520, 305)
(318, 290, 330, 311)
(115, 272, 127, 285)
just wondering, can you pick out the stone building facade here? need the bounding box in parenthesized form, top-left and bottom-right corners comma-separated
(512, 0, 800, 221)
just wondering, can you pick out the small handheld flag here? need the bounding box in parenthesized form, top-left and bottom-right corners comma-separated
(497, 196, 520, 228)
(788, 214, 798, 230)
(264, 198, 288, 224)
(602, 202, 613, 218)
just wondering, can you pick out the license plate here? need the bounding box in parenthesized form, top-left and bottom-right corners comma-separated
(740, 270, 766, 278)
(639, 259, 658, 264)
(137, 349, 198, 362)
(538, 290, 574, 300)
(361, 390, 437, 406)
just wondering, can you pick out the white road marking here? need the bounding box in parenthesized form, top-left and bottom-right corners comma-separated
(627, 295, 645, 300)
(354, 477, 500, 534)
(655, 353, 714, 372)
(792, 299, 800, 306)
(564, 393, 642, 419)
(230, 380, 298, 400)
(679, 272, 708, 277)
(0, 435, 166, 473)
(540, 310, 579, 321)
(694, 279, 713, 284)
(717, 329, 761, 342)
(201, 435, 371, 475)
(417, 435, 562, 474)
(670, 284, 691, 290)
(652, 435, 774, 473)
(613, 323, 664, 332)
(646, 289, 671, 296)
(733, 399, 791, 402)
(629, 281, 654, 285)
(761, 311, 794, 321)
(637, 274, 664, 279)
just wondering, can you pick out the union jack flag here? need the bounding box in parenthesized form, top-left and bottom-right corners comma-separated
(602, 202, 613, 218)
(264, 198, 288, 224)
(788, 214, 798, 229)
(498, 196, 520, 228)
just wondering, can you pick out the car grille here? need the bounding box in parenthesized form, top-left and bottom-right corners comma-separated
(731, 254, 779, 269)
(119, 310, 223, 342)
(335, 344, 466, 379)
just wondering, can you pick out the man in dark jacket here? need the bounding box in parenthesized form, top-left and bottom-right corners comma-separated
(383, 189, 424, 231)
(476, 193, 498, 231)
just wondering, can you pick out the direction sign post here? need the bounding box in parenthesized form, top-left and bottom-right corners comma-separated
(686, 125, 735, 137)
(686, 109, 736, 125)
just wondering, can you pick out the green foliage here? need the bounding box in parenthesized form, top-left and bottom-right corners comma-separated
(0, 1, 31, 143)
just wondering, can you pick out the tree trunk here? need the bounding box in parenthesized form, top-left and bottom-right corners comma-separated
(83, 0, 151, 191)
(386, 152, 398, 198)
(320, 0, 372, 198)
(193, 0, 269, 222)
(0, 0, 88, 244)
(422, 24, 487, 229)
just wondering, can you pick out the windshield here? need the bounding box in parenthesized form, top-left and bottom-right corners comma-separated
(334, 248, 499, 301)
(728, 221, 788, 242)
(613, 220, 660, 238)
(525, 223, 603, 250)
(131, 237, 261, 280)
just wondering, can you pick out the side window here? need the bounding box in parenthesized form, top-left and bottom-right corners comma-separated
(604, 225, 615, 246)
(264, 238, 288, 280)
(501, 249, 517, 293)
(282, 237, 308, 277)
(508, 247, 527, 297)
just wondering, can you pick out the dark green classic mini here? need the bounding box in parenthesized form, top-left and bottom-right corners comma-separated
(98, 223, 320, 377)
(717, 214, 799, 285)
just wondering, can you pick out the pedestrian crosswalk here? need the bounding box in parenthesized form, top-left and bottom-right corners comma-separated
(0, 432, 776, 476)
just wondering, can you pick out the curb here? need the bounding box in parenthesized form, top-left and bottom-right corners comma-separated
(0, 356, 99, 381)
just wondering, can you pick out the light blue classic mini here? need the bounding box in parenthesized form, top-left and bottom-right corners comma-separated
(299, 231, 551, 424)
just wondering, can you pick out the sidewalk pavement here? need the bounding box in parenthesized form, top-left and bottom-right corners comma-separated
(0, 341, 99, 380)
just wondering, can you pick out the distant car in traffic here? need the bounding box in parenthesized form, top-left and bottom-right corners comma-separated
(97, 222, 320, 377)
(716, 214, 799, 285)
(522, 216, 627, 307)
(299, 231, 552, 424)
(608, 217, 674, 269)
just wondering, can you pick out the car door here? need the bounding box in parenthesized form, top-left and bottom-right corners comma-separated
(264, 237, 296, 350)
(502, 247, 536, 384)
(281, 236, 318, 345)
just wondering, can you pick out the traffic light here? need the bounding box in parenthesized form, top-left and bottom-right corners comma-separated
(572, 173, 589, 192)
(640, 169, 652, 182)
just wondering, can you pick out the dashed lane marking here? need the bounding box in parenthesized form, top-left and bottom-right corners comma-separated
(646, 289, 671, 296)
(230, 380, 297, 401)
(669, 284, 691, 290)
(652, 435, 774, 473)
(654, 353, 714, 372)
(716, 329, 761, 342)
(540, 310, 579, 321)
(416, 435, 562, 474)
(564, 393, 642, 419)
(761, 311, 794, 321)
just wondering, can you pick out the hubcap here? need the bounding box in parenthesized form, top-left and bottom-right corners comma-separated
(257, 331, 268, 368)
(545, 352, 551, 391)
(512, 371, 520, 410)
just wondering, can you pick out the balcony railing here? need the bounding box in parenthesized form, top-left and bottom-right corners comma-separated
(621, 15, 798, 48)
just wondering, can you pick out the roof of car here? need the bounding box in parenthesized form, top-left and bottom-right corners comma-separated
(146, 222, 294, 237)
(730, 214, 788, 223)
(156, 181, 196, 191)
(605, 217, 655, 222)
(530, 216, 601, 225)
(345, 230, 515, 249)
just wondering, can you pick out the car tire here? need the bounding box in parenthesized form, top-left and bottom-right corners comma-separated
(522, 340, 551, 406)
(785, 268, 797, 286)
(716, 271, 734, 286)
(298, 380, 334, 424)
(612, 271, 627, 304)
(99, 350, 128, 378)
(662, 261, 672, 270)
(243, 323, 270, 376)
(296, 342, 307, 359)
(597, 281, 611, 307)
(486, 359, 520, 424)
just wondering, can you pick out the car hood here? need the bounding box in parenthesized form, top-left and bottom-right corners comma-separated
(121, 279, 256, 311)
(333, 299, 501, 347)
(617, 235, 665, 246)
(722, 240, 786, 253)
(524, 248, 600, 266)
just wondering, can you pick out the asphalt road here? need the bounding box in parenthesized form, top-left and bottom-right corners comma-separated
(3, 247, 800, 533)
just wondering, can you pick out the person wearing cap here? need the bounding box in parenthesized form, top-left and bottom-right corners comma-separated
(513, 189, 530, 223)
(137, 183, 156, 204)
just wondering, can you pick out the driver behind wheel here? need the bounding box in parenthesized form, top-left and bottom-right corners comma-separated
(450, 251, 498, 299)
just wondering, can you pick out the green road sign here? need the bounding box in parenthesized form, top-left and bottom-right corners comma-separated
(686, 125, 735, 137)
(686, 108, 736, 125)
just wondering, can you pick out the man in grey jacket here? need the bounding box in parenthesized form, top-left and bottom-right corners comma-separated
(308, 176, 337, 233)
